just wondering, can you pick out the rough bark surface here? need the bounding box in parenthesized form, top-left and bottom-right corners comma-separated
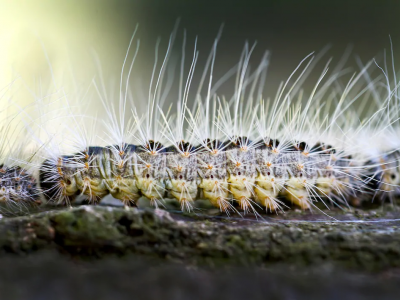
(1, 205, 400, 271)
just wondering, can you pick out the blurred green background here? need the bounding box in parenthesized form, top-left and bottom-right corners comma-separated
(0, 0, 399, 109)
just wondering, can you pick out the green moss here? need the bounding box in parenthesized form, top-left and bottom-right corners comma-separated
(0, 205, 399, 271)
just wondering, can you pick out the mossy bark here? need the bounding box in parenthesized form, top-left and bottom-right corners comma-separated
(0, 205, 399, 271)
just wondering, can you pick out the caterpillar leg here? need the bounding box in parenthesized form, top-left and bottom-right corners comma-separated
(283, 177, 312, 210)
(254, 174, 286, 212)
(168, 181, 197, 212)
(254, 189, 286, 213)
(199, 179, 231, 213)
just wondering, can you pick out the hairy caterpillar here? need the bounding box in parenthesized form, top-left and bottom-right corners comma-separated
(15, 27, 399, 217)
(0, 84, 41, 215)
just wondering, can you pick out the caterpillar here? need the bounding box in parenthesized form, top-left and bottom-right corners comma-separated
(0, 83, 41, 215)
(31, 27, 400, 218)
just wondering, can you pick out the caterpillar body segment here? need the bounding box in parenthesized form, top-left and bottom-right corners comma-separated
(332, 153, 365, 207)
(310, 144, 359, 209)
(39, 156, 79, 205)
(74, 146, 109, 204)
(135, 142, 167, 207)
(280, 147, 317, 210)
(311, 143, 337, 197)
(254, 141, 288, 213)
(196, 140, 231, 213)
(225, 137, 258, 214)
(103, 144, 140, 206)
(165, 142, 198, 212)
(365, 151, 400, 203)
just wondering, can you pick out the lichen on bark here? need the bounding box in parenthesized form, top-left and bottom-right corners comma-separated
(0, 204, 399, 272)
